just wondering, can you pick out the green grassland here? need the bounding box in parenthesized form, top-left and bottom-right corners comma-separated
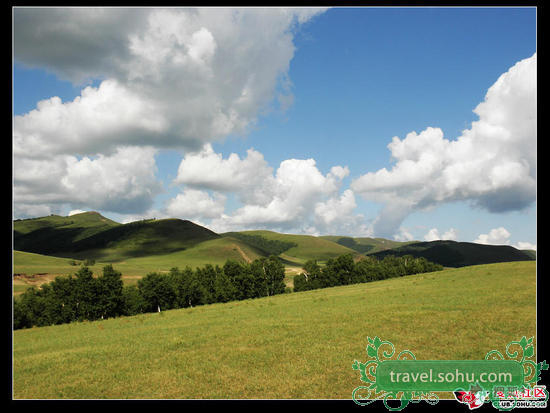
(321, 235, 417, 254)
(238, 230, 358, 264)
(13, 261, 536, 399)
(13, 237, 269, 292)
(13, 223, 363, 294)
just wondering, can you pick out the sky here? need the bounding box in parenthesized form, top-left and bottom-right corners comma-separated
(12, 7, 537, 249)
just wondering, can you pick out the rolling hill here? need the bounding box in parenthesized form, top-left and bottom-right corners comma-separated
(320, 235, 417, 254)
(233, 230, 358, 264)
(14, 212, 220, 261)
(13, 211, 120, 254)
(13, 212, 535, 281)
(368, 239, 534, 267)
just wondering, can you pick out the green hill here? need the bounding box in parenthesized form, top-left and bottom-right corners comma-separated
(236, 230, 358, 265)
(522, 249, 537, 259)
(320, 235, 417, 254)
(13, 211, 120, 254)
(369, 240, 534, 267)
(14, 213, 220, 261)
(13, 213, 535, 279)
(13, 237, 267, 294)
(65, 218, 220, 261)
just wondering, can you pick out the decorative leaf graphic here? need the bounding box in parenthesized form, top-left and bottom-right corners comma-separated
(367, 344, 377, 359)
(519, 336, 528, 349)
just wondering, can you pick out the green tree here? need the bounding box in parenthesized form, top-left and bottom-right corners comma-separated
(263, 256, 286, 296)
(122, 285, 147, 316)
(96, 265, 124, 319)
(196, 264, 218, 304)
(181, 268, 207, 307)
(50, 275, 77, 323)
(13, 298, 32, 329)
(223, 260, 255, 300)
(138, 272, 176, 312)
(293, 274, 310, 292)
(73, 266, 101, 321)
(213, 265, 236, 303)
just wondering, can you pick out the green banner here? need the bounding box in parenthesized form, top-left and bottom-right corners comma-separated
(376, 360, 524, 392)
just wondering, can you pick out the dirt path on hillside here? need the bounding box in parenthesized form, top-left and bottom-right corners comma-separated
(234, 245, 252, 263)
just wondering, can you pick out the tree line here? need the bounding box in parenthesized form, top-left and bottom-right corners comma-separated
(293, 254, 443, 292)
(14, 256, 287, 330)
(13, 253, 443, 330)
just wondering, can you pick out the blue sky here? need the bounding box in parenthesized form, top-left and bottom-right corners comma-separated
(13, 7, 537, 248)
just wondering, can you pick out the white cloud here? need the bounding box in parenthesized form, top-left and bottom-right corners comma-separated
(394, 227, 414, 242)
(513, 241, 536, 251)
(210, 157, 343, 231)
(442, 228, 458, 241)
(14, 80, 169, 157)
(14, 8, 327, 156)
(473, 227, 535, 251)
(13, 8, 327, 218)
(68, 209, 87, 216)
(424, 228, 440, 241)
(176, 146, 363, 234)
(474, 227, 511, 245)
(174, 144, 275, 205)
(424, 227, 458, 241)
(313, 189, 371, 236)
(351, 54, 537, 238)
(314, 189, 356, 226)
(14, 146, 162, 217)
(165, 189, 226, 220)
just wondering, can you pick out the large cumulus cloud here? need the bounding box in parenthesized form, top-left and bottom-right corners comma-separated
(351, 53, 537, 237)
(13, 7, 326, 217)
(14, 8, 326, 155)
(13, 146, 161, 217)
(170, 144, 368, 235)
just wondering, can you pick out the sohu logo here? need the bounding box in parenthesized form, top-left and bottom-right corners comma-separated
(352, 336, 548, 411)
(454, 385, 488, 410)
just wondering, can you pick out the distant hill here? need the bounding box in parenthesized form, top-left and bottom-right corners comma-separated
(522, 249, 537, 259)
(236, 230, 358, 264)
(368, 240, 535, 267)
(320, 235, 417, 254)
(13, 212, 535, 271)
(14, 212, 121, 255)
(14, 212, 219, 261)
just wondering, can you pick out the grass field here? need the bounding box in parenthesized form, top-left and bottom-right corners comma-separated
(13, 261, 536, 399)
(240, 230, 358, 263)
(13, 238, 267, 293)
(12, 232, 350, 294)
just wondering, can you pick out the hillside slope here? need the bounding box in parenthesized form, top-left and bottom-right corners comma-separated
(369, 240, 534, 267)
(13, 261, 536, 399)
(14, 212, 220, 261)
(320, 235, 417, 254)
(14, 211, 120, 254)
(236, 230, 358, 264)
(13, 213, 535, 272)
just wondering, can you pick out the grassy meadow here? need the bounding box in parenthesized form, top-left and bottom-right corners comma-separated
(13, 261, 536, 399)
(13, 238, 269, 293)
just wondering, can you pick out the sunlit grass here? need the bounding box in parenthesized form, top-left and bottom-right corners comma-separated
(13, 261, 536, 399)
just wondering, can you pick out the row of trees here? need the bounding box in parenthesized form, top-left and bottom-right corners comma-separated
(293, 254, 443, 292)
(14, 253, 443, 329)
(14, 256, 287, 330)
